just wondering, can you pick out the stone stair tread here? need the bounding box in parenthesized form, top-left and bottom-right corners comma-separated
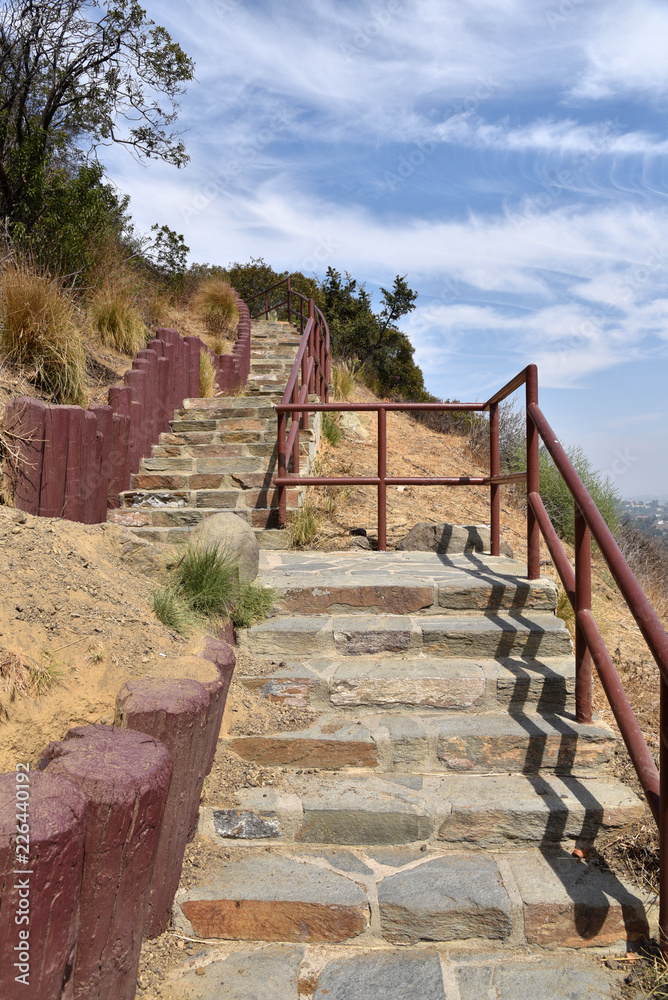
(175, 844, 652, 953)
(238, 611, 573, 658)
(169, 944, 635, 999)
(228, 709, 614, 773)
(240, 654, 576, 711)
(203, 772, 643, 848)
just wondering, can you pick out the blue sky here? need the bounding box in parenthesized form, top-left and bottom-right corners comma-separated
(104, 0, 668, 497)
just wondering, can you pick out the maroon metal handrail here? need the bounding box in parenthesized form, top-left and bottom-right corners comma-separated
(272, 348, 668, 944)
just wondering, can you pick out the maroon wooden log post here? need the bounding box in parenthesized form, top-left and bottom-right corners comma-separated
(63, 407, 85, 522)
(39, 726, 173, 1000)
(4, 398, 47, 514)
(82, 410, 98, 524)
(108, 413, 130, 509)
(89, 404, 113, 522)
(184, 336, 202, 398)
(39, 405, 70, 518)
(115, 679, 212, 936)
(198, 637, 236, 774)
(0, 771, 87, 1000)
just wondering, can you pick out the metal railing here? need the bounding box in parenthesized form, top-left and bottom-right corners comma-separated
(265, 310, 668, 945)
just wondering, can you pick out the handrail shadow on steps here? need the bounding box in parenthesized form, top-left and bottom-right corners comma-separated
(248, 276, 668, 950)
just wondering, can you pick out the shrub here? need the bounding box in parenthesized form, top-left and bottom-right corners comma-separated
(289, 499, 321, 547)
(536, 445, 620, 545)
(332, 361, 355, 400)
(231, 582, 275, 628)
(152, 585, 203, 636)
(173, 543, 237, 616)
(200, 351, 216, 397)
(0, 263, 88, 405)
(88, 283, 148, 355)
(193, 278, 239, 334)
(321, 411, 343, 446)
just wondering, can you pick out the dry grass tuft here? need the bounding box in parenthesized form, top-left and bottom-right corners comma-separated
(200, 351, 216, 397)
(333, 361, 355, 400)
(88, 283, 148, 356)
(0, 263, 88, 405)
(193, 278, 239, 335)
(0, 646, 63, 706)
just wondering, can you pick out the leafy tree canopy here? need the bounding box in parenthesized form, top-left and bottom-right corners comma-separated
(0, 0, 194, 229)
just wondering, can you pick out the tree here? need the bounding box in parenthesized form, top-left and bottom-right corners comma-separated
(321, 267, 426, 399)
(0, 0, 194, 230)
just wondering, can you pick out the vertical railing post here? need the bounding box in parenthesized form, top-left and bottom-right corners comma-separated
(490, 401, 500, 557)
(286, 276, 291, 323)
(660, 676, 668, 954)
(278, 408, 287, 527)
(324, 326, 331, 404)
(265, 290, 268, 318)
(574, 503, 593, 723)
(308, 300, 316, 394)
(299, 354, 308, 433)
(378, 406, 387, 551)
(526, 364, 540, 580)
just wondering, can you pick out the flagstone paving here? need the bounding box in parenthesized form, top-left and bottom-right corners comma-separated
(124, 321, 653, 998)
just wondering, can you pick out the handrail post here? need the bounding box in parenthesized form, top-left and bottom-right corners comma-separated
(286, 275, 291, 323)
(661, 677, 668, 954)
(378, 406, 387, 551)
(300, 347, 309, 432)
(278, 408, 287, 526)
(308, 300, 316, 394)
(526, 364, 540, 580)
(264, 289, 268, 318)
(574, 502, 593, 723)
(490, 401, 500, 556)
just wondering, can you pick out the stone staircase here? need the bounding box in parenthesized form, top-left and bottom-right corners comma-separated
(108, 320, 311, 547)
(171, 551, 654, 999)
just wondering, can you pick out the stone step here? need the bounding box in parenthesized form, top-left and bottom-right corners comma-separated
(240, 655, 577, 714)
(169, 943, 641, 998)
(203, 772, 643, 849)
(228, 710, 614, 775)
(238, 612, 573, 660)
(110, 505, 296, 529)
(258, 550, 558, 615)
(109, 524, 293, 548)
(175, 845, 652, 951)
(182, 396, 281, 412)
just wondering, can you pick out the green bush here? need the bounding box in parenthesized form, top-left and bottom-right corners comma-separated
(321, 411, 343, 446)
(537, 445, 620, 545)
(231, 582, 275, 628)
(173, 543, 237, 616)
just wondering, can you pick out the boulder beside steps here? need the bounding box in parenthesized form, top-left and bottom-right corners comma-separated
(172, 551, 653, 992)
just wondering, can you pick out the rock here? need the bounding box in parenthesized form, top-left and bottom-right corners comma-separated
(339, 412, 369, 440)
(397, 522, 513, 557)
(191, 512, 259, 582)
(350, 536, 371, 550)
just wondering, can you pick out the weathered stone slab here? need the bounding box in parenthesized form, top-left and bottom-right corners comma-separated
(174, 944, 304, 1000)
(379, 855, 512, 942)
(397, 522, 512, 557)
(314, 951, 446, 1000)
(256, 677, 318, 707)
(507, 851, 651, 947)
(277, 585, 435, 615)
(438, 775, 644, 846)
(385, 716, 430, 768)
(330, 659, 486, 709)
(420, 614, 572, 658)
(434, 714, 614, 773)
(180, 857, 369, 942)
(495, 657, 575, 712)
(213, 809, 281, 839)
(295, 775, 435, 845)
(238, 616, 334, 656)
(231, 718, 378, 769)
(333, 616, 415, 655)
(438, 576, 557, 612)
(456, 957, 618, 1000)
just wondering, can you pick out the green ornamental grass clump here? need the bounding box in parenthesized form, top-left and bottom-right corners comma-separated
(152, 542, 274, 634)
